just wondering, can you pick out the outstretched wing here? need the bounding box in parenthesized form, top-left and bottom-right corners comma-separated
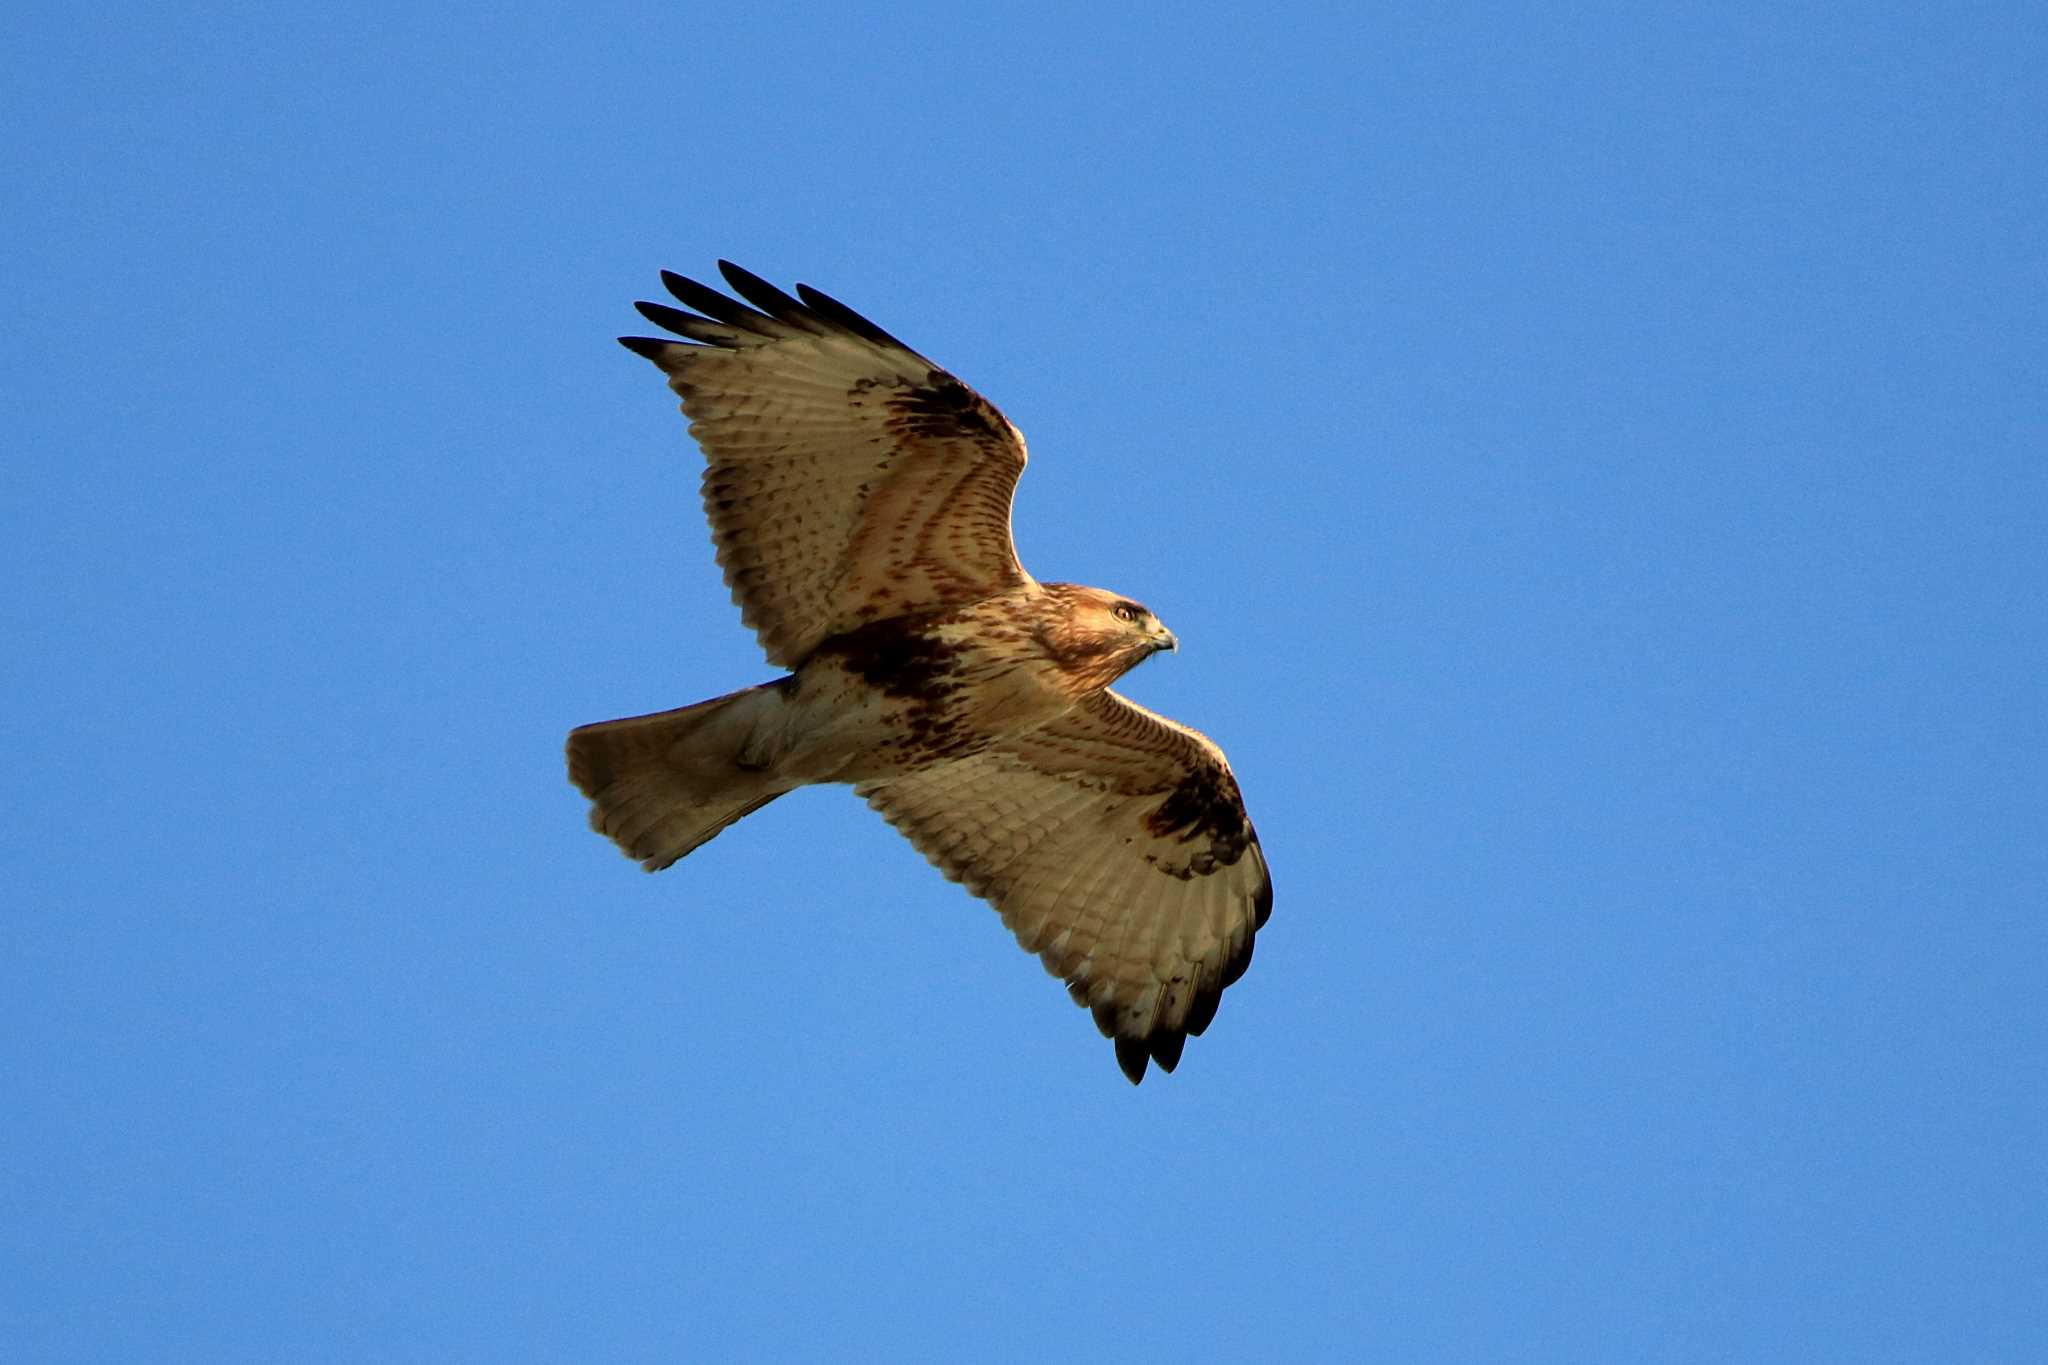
(857, 690, 1272, 1083)
(621, 262, 1032, 668)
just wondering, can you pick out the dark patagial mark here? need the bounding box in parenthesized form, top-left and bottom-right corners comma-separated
(887, 370, 1000, 440)
(810, 615, 963, 702)
(1145, 767, 1253, 868)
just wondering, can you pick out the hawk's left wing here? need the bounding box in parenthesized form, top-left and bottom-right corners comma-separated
(857, 690, 1272, 1083)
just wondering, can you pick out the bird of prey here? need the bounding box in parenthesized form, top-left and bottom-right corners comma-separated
(567, 262, 1271, 1082)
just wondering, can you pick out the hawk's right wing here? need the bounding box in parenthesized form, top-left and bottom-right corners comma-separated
(621, 262, 1033, 668)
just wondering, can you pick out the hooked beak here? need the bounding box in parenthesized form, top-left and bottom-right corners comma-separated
(1151, 625, 1180, 655)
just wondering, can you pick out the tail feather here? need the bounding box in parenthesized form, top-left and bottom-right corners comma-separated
(567, 686, 788, 871)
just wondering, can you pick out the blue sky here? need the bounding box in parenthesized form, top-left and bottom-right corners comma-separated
(5, 2, 2044, 1361)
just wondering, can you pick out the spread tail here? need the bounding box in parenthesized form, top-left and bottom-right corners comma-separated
(567, 684, 789, 871)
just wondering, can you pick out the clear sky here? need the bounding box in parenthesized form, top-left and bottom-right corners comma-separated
(5, 3, 2044, 1361)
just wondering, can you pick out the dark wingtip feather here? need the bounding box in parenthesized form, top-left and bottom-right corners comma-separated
(1222, 934, 1257, 989)
(634, 299, 706, 335)
(1150, 1032, 1187, 1073)
(795, 282, 916, 352)
(617, 335, 671, 361)
(716, 260, 811, 324)
(1184, 979, 1223, 1038)
(1114, 1038, 1150, 1085)
(660, 269, 772, 330)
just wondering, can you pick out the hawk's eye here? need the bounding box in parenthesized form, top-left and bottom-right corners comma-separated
(1113, 603, 1138, 623)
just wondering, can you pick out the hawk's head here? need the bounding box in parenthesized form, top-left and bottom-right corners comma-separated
(1042, 584, 1178, 692)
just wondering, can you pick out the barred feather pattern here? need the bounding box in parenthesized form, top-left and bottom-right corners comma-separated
(858, 690, 1271, 1083)
(622, 263, 1031, 669)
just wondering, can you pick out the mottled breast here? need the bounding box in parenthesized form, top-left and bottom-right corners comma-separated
(800, 593, 1076, 777)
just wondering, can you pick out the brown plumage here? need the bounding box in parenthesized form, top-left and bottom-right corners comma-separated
(568, 262, 1271, 1083)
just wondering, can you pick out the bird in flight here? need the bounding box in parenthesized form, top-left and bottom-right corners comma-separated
(568, 262, 1271, 1082)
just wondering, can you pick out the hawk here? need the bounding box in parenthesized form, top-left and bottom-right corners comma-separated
(567, 262, 1272, 1082)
